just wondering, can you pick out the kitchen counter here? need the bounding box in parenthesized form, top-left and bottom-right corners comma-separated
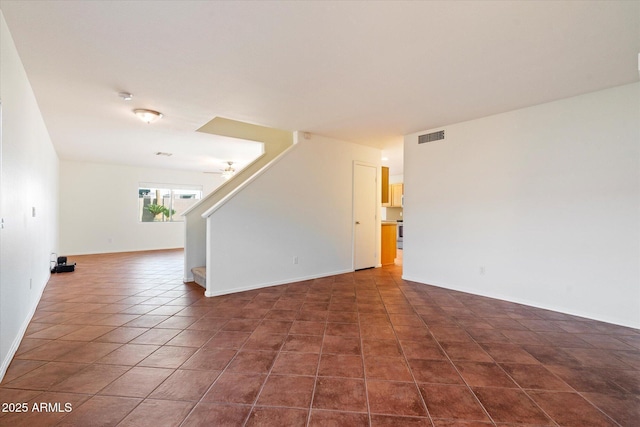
(381, 222, 397, 265)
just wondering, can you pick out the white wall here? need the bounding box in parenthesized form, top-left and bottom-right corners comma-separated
(60, 160, 222, 255)
(206, 133, 381, 296)
(390, 173, 404, 185)
(404, 82, 640, 328)
(0, 13, 60, 379)
(183, 119, 293, 283)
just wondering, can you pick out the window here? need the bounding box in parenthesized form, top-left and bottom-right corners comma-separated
(138, 183, 202, 222)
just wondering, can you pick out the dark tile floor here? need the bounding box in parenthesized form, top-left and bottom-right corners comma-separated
(1, 249, 639, 426)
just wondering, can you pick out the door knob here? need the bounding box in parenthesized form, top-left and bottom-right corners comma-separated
(355, 221, 361, 224)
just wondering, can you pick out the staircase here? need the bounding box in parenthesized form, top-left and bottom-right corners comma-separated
(182, 118, 294, 290)
(191, 266, 206, 288)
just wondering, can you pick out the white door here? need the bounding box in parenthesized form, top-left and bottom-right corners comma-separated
(353, 163, 377, 270)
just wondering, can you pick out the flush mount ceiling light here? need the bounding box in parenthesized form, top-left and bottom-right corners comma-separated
(133, 109, 163, 124)
(221, 161, 236, 180)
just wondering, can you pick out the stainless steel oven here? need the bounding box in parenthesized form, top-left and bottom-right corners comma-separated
(397, 220, 403, 249)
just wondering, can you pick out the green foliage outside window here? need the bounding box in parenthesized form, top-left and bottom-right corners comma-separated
(145, 204, 176, 222)
(139, 185, 201, 222)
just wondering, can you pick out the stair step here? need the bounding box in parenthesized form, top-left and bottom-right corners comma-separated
(191, 266, 206, 288)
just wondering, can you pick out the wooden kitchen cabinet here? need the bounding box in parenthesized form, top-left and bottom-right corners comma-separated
(390, 183, 403, 207)
(381, 222, 397, 266)
(381, 166, 389, 205)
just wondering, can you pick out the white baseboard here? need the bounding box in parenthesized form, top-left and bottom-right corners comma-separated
(0, 276, 48, 382)
(401, 274, 640, 330)
(205, 269, 353, 298)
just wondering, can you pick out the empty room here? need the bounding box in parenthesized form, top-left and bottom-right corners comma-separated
(0, 1, 638, 426)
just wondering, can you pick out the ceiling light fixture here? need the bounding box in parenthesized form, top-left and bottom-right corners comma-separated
(221, 161, 236, 180)
(133, 109, 163, 124)
(118, 92, 133, 101)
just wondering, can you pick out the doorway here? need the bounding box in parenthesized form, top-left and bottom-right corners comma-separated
(353, 162, 377, 270)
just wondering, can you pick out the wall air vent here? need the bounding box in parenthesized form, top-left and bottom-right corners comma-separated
(418, 130, 444, 144)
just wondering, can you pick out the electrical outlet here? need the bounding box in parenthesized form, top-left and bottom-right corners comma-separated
(479, 266, 486, 275)
(293, 256, 299, 265)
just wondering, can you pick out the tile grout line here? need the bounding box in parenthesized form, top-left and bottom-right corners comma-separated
(376, 270, 437, 426)
(304, 280, 330, 427)
(176, 301, 242, 427)
(90, 280, 212, 426)
(355, 280, 373, 427)
(391, 272, 498, 426)
(394, 274, 623, 427)
(2, 251, 638, 426)
(243, 287, 310, 427)
(459, 297, 623, 427)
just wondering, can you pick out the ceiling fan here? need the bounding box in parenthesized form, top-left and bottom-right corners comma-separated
(204, 161, 236, 180)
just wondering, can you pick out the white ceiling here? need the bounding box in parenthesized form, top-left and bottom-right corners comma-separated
(1, 1, 638, 176)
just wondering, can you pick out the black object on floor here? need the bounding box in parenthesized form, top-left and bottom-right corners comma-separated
(51, 254, 75, 273)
